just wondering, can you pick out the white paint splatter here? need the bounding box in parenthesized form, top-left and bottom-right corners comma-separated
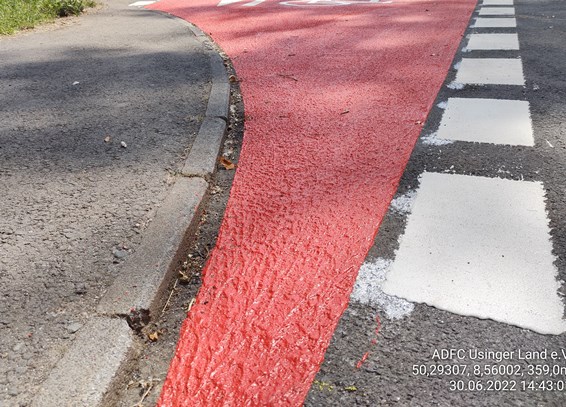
(437, 101, 448, 109)
(390, 190, 416, 214)
(351, 258, 414, 319)
(447, 81, 465, 90)
(421, 132, 454, 146)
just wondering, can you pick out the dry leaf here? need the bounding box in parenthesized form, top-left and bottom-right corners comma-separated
(229, 75, 239, 83)
(220, 157, 235, 170)
(178, 270, 191, 284)
(148, 331, 160, 342)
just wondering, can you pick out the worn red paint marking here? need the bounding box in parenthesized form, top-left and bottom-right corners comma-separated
(356, 314, 382, 369)
(151, 0, 475, 404)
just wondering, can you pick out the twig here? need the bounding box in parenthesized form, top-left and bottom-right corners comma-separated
(131, 381, 153, 407)
(161, 280, 178, 317)
(186, 298, 196, 313)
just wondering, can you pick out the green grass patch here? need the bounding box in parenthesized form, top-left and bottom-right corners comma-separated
(0, 0, 96, 35)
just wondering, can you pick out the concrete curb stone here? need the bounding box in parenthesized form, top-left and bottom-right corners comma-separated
(181, 117, 227, 177)
(96, 176, 209, 317)
(32, 317, 134, 407)
(31, 15, 231, 407)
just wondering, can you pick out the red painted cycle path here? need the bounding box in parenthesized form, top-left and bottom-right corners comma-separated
(151, 0, 475, 404)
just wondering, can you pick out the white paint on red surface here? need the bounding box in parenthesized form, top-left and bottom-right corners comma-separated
(455, 58, 525, 86)
(382, 172, 566, 335)
(128, 1, 156, 6)
(281, 0, 391, 6)
(437, 98, 534, 146)
(218, 0, 391, 6)
(243, 0, 266, 6)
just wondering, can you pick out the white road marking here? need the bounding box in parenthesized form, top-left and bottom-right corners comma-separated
(473, 17, 517, 28)
(382, 172, 566, 335)
(351, 259, 414, 319)
(390, 190, 417, 214)
(482, 0, 513, 5)
(280, 0, 391, 6)
(455, 58, 524, 86)
(466, 33, 520, 50)
(243, 0, 266, 5)
(219, 0, 391, 6)
(479, 7, 515, 15)
(128, 0, 156, 6)
(421, 132, 454, 146)
(437, 98, 534, 146)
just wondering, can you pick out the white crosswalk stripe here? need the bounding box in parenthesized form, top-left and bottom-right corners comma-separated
(437, 98, 534, 146)
(455, 58, 524, 86)
(353, 0, 566, 337)
(381, 173, 566, 335)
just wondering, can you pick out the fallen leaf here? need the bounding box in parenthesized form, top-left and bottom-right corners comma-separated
(178, 270, 191, 284)
(148, 331, 160, 342)
(220, 157, 235, 170)
(229, 75, 239, 83)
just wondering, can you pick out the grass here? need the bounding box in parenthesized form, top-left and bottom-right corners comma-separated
(0, 0, 96, 35)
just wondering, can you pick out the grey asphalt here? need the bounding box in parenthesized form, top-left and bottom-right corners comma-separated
(0, 2, 225, 405)
(306, 0, 566, 405)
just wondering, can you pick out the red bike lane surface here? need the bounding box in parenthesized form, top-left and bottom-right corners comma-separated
(150, 0, 475, 404)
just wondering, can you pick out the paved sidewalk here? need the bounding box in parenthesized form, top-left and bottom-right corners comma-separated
(0, 2, 228, 405)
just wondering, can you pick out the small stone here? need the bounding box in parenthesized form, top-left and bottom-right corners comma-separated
(66, 322, 82, 334)
(12, 343, 25, 353)
(15, 366, 27, 375)
(112, 249, 127, 260)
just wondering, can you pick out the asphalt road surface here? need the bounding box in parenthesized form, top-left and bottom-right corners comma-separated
(0, 2, 210, 405)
